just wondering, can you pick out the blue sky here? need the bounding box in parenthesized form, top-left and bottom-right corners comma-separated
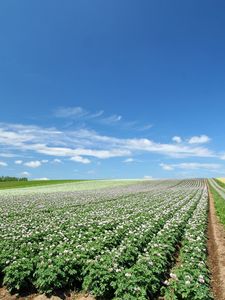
(0, 0, 225, 179)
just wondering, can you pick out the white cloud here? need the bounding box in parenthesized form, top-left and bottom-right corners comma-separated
(20, 171, 30, 177)
(123, 157, 141, 163)
(54, 106, 153, 132)
(138, 124, 153, 131)
(123, 158, 135, 163)
(123, 138, 213, 158)
(34, 144, 131, 159)
(24, 160, 42, 168)
(54, 106, 104, 120)
(160, 163, 174, 171)
(41, 159, 48, 163)
(70, 156, 91, 164)
(0, 123, 216, 163)
(172, 136, 182, 143)
(160, 162, 222, 171)
(0, 161, 7, 167)
(33, 177, 49, 181)
(15, 160, 23, 165)
(53, 158, 62, 163)
(101, 114, 122, 124)
(0, 152, 17, 158)
(143, 175, 154, 180)
(54, 106, 87, 118)
(89, 110, 104, 119)
(175, 162, 221, 170)
(188, 135, 210, 144)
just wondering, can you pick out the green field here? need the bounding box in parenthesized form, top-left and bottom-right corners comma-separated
(0, 179, 212, 299)
(214, 178, 225, 189)
(209, 184, 225, 228)
(0, 180, 85, 190)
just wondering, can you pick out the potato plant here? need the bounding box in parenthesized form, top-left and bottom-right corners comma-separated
(0, 179, 211, 299)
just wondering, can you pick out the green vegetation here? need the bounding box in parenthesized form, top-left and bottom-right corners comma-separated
(0, 180, 84, 190)
(0, 180, 141, 191)
(214, 178, 225, 189)
(209, 184, 225, 227)
(0, 179, 211, 299)
(0, 176, 28, 182)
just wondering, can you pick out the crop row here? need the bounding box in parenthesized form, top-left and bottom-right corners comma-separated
(0, 179, 209, 298)
(163, 185, 212, 300)
(111, 188, 204, 299)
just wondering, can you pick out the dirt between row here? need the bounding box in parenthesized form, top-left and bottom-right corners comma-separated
(0, 289, 96, 300)
(207, 187, 225, 300)
(1, 188, 225, 300)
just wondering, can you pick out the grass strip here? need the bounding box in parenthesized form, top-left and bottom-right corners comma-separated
(214, 178, 225, 189)
(209, 183, 225, 227)
(0, 180, 85, 190)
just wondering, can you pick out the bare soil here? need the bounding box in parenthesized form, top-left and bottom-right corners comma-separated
(208, 187, 225, 300)
(0, 289, 96, 300)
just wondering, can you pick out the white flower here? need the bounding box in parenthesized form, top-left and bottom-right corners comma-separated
(170, 273, 178, 280)
(198, 275, 205, 283)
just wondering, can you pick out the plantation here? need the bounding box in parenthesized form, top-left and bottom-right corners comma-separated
(0, 179, 84, 190)
(0, 179, 212, 299)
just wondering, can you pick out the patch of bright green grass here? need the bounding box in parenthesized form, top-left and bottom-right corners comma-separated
(214, 178, 225, 189)
(0, 180, 85, 190)
(209, 183, 225, 227)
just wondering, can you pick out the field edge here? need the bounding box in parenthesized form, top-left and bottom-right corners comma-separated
(207, 184, 225, 300)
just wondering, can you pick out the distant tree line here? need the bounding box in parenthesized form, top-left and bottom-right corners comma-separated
(0, 176, 28, 182)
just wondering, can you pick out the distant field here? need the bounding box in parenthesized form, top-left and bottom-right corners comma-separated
(0, 179, 84, 190)
(217, 178, 225, 183)
(215, 178, 225, 189)
(0, 179, 142, 192)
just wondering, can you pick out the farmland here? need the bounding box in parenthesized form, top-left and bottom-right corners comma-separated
(0, 179, 141, 191)
(0, 180, 85, 190)
(0, 179, 213, 299)
(217, 178, 225, 184)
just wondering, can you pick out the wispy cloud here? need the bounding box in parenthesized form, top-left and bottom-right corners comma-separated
(20, 171, 30, 177)
(172, 135, 211, 145)
(15, 160, 23, 165)
(53, 106, 153, 131)
(0, 152, 17, 158)
(123, 157, 141, 163)
(24, 160, 42, 168)
(52, 158, 62, 164)
(0, 123, 216, 164)
(70, 156, 91, 164)
(123, 158, 135, 163)
(54, 106, 88, 118)
(143, 175, 155, 180)
(0, 161, 8, 167)
(100, 114, 122, 124)
(160, 162, 222, 171)
(160, 163, 174, 171)
(172, 136, 182, 143)
(54, 106, 104, 120)
(188, 135, 210, 144)
(137, 124, 153, 131)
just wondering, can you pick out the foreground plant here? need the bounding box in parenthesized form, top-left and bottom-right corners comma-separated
(0, 179, 211, 298)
